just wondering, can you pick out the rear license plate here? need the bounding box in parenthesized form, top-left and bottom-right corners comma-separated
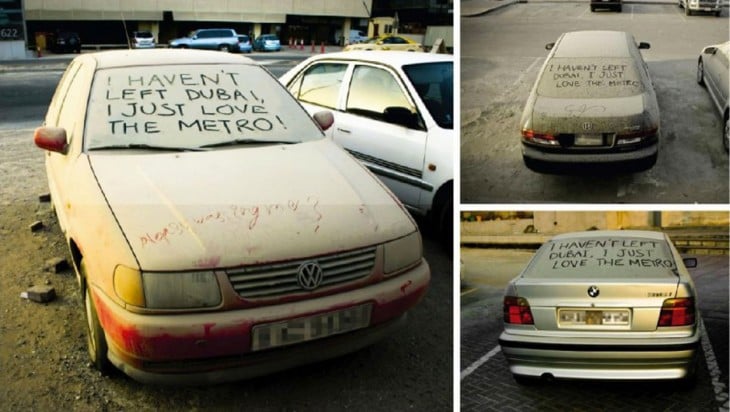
(574, 134, 603, 146)
(558, 309, 630, 327)
(251, 303, 372, 351)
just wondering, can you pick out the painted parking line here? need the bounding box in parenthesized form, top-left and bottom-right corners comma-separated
(461, 345, 501, 380)
(460, 287, 478, 297)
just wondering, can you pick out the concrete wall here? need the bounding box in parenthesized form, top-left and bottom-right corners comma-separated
(24, 0, 372, 20)
(0, 41, 29, 59)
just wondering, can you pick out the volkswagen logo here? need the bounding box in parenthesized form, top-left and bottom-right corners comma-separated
(587, 285, 600, 298)
(297, 262, 323, 290)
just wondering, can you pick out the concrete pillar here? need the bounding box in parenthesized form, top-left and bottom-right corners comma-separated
(253, 23, 262, 39)
(341, 18, 352, 45)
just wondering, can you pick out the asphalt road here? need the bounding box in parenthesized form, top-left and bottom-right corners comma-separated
(460, 247, 729, 411)
(461, 3, 730, 203)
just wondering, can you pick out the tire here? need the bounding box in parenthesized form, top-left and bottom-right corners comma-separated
(218, 44, 231, 52)
(697, 59, 705, 86)
(82, 262, 111, 372)
(513, 374, 539, 386)
(685, 6, 692, 15)
(590, 5, 596, 11)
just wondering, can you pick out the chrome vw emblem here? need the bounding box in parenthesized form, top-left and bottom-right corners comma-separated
(587, 285, 600, 298)
(297, 262, 323, 290)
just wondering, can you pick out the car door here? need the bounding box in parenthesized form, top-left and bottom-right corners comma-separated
(43, 60, 94, 232)
(333, 63, 428, 209)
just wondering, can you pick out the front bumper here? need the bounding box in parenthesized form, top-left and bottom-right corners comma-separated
(92, 259, 429, 384)
(498, 324, 701, 380)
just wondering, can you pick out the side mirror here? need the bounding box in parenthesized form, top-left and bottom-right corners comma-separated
(545, 42, 555, 50)
(34, 127, 68, 154)
(313, 111, 334, 131)
(638, 42, 651, 50)
(384, 106, 418, 129)
(682, 257, 698, 269)
(703, 46, 718, 55)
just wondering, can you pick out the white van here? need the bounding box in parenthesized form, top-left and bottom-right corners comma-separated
(334, 29, 369, 45)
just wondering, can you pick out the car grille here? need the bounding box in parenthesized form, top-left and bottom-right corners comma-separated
(226, 246, 377, 299)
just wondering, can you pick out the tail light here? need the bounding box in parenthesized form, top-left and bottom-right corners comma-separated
(616, 126, 658, 145)
(503, 296, 534, 325)
(521, 129, 559, 146)
(657, 298, 695, 327)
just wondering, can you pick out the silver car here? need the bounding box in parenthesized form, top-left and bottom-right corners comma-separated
(520, 31, 660, 173)
(697, 41, 729, 152)
(499, 230, 700, 384)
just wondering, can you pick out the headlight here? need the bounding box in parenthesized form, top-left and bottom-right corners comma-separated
(114, 265, 222, 309)
(383, 231, 422, 275)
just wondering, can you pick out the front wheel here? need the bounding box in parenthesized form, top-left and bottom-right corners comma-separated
(218, 44, 231, 52)
(83, 263, 110, 372)
(697, 59, 705, 86)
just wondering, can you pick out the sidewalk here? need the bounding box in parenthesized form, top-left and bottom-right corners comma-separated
(461, 0, 683, 17)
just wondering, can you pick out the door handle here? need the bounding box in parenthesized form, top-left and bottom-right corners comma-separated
(336, 128, 351, 134)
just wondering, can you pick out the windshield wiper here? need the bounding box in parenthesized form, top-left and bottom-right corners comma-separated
(199, 139, 297, 149)
(88, 144, 204, 152)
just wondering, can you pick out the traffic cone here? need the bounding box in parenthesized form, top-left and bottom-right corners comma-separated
(299, 39, 303, 50)
(321, 42, 325, 54)
(311, 40, 315, 53)
(37, 46, 42, 58)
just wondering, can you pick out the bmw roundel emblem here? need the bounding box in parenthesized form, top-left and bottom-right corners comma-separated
(297, 261, 323, 290)
(587, 285, 600, 298)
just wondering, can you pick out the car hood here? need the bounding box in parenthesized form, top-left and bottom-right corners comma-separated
(89, 139, 415, 271)
(530, 93, 657, 133)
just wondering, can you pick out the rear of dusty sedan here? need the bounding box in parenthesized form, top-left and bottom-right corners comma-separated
(520, 31, 660, 172)
(499, 230, 700, 383)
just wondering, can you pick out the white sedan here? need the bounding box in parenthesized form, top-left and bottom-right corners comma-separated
(280, 51, 453, 242)
(697, 41, 729, 152)
(34, 49, 430, 384)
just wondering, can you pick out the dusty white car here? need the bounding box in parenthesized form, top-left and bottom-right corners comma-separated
(500, 230, 700, 384)
(280, 51, 453, 241)
(520, 31, 660, 173)
(34, 49, 430, 384)
(697, 41, 729, 152)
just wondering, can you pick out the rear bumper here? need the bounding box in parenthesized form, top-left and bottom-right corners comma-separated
(93, 259, 430, 384)
(498, 325, 701, 380)
(522, 140, 657, 164)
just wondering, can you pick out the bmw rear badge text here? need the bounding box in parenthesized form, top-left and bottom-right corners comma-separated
(587, 285, 600, 298)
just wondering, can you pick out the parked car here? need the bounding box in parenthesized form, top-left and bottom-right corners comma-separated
(591, 0, 622, 11)
(520, 30, 659, 173)
(500, 230, 700, 385)
(344, 35, 424, 52)
(237, 34, 252, 53)
(280, 51, 453, 243)
(33, 49, 430, 384)
(50, 31, 81, 53)
(253, 34, 281, 52)
(335, 29, 369, 45)
(168, 28, 239, 52)
(679, 0, 722, 16)
(697, 41, 729, 152)
(131, 31, 155, 49)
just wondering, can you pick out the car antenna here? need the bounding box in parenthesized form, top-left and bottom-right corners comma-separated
(121, 13, 131, 49)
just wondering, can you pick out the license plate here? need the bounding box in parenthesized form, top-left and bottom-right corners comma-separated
(574, 134, 603, 146)
(558, 309, 630, 326)
(251, 303, 372, 351)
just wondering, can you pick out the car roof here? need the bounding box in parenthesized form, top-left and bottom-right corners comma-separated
(77, 49, 255, 69)
(304, 51, 453, 66)
(554, 30, 635, 58)
(550, 230, 667, 241)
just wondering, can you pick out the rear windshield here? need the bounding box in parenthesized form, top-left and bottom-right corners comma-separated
(524, 236, 676, 279)
(537, 57, 645, 99)
(85, 64, 323, 150)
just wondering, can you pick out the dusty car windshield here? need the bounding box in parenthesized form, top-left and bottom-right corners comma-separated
(526, 236, 676, 278)
(403, 62, 453, 129)
(537, 58, 645, 99)
(85, 64, 322, 150)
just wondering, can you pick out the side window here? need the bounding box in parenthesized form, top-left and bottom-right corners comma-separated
(46, 61, 81, 126)
(290, 63, 347, 109)
(57, 63, 93, 148)
(197, 31, 212, 39)
(346, 65, 414, 121)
